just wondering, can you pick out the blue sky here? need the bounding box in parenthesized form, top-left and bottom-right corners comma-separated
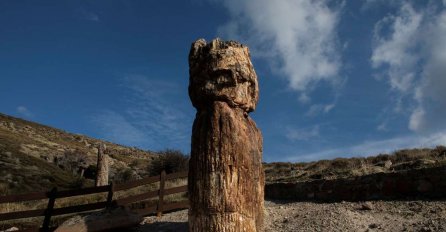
(1, 0, 445, 162)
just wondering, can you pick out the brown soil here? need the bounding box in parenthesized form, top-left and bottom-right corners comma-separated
(133, 200, 446, 232)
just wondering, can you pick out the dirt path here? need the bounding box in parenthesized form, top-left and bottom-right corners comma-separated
(134, 200, 446, 232)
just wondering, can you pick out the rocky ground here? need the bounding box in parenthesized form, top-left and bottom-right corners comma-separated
(134, 200, 446, 232)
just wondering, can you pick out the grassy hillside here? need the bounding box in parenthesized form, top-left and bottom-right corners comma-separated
(264, 147, 446, 184)
(2, 112, 445, 194)
(0, 113, 158, 195)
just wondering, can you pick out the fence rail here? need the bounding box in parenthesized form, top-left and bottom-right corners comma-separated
(0, 170, 189, 232)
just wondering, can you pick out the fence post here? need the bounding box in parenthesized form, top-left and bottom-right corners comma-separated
(106, 182, 115, 208)
(42, 187, 57, 232)
(157, 170, 166, 217)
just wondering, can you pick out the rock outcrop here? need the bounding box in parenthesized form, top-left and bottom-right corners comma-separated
(188, 38, 264, 232)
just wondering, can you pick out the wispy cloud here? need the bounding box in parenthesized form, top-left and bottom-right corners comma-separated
(305, 103, 335, 117)
(92, 110, 147, 146)
(377, 121, 388, 132)
(286, 125, 320, 141)
(16, 106, 33, 118)
(78, 8, 100, 22)
(122, 75, 192, 149)
(286, 132, 446, 162)
(216, 0, 344, 103)
(371, 2, 422, 92)
(91, 75, 193, 152)
(371, 1, 446, 133)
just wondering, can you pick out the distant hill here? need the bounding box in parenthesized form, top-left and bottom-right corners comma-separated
(0, 113, 158, 195)
(264, 146, 446, 184)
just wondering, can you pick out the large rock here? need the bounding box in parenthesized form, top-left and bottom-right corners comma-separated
(188, 38, 264, 232)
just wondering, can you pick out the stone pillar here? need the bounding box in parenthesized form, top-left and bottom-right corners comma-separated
(95, 143, 109, 187)
(188, 38, 264, 232)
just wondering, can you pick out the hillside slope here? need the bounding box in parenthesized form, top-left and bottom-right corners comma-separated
(0, 113, 157, 195)
(264, 147, 446, 184)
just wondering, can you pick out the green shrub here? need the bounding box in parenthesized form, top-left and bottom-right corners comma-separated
(148, 149, 189, 175)
(130, 159, 140, 168)
(83, 165, 97, 180)
(69, 177, 87, 189)
(367, 154, 391, 164)
(115, 168, 135, 182)
(56, 150, 88, 175)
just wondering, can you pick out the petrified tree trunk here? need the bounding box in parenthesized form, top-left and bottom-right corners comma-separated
(188, 38, 264, 232)
(95, 143, 109, 187)
(79, 167, 85, 178)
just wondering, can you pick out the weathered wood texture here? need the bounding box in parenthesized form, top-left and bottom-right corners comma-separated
(188, 38, 265, 232)
(157, 170, 166, 217)
(95, 143, 109, 187)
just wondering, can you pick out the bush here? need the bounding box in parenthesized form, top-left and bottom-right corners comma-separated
(69, 177, 87, 189)
(130, 159, 140, 168)
(367, 154, 391, 165)
(114, 168, 135, 182)
(392, 149, 430, 163)
(83, 165, 97, 180)
(56, 150, 88, 175)
(148, 149, 189, 176)
(330, 158, 351, 169)
(433, 146, 446, 157)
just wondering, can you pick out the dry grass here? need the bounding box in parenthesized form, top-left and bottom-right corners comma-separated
(264, 146, 446, 183)
(0, 113, 157, 195)
(0, 175, 188, 229)
(0, 191, 108, 229)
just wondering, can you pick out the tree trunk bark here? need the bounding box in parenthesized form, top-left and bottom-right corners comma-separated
(95, 143, 109, 187)
(188, 38, 264, 232)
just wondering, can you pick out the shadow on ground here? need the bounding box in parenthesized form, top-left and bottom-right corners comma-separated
(126, 222, 187, 232)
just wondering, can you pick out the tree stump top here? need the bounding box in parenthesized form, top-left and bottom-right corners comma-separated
(188, 38, 259, 113)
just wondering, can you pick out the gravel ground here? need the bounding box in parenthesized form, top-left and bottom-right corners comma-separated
(134, 200, 446, 232)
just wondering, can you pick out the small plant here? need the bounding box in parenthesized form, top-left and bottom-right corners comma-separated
(56, 150, 88, 175)
(114, 168, 135, 182)
(83, 165, 97, 180)
(69, 177, 87, 189)
(130, 159, 140, 168)
(148, 149, 189, 175)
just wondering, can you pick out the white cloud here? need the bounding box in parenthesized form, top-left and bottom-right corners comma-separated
(217, 0, 343, 99)
(286, 125, 320, 141)
(305, 103, 335, 117)
(16, 106, 33, 118)
(413, 10, 446, 132)
(408, 107, 426, 131)
(371, 2, 422, 92)
(371, 2, 446, 133)
(286, 132, 446, 162)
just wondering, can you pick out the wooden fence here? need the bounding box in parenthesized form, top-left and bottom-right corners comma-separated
(0, 170, 189, 232)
